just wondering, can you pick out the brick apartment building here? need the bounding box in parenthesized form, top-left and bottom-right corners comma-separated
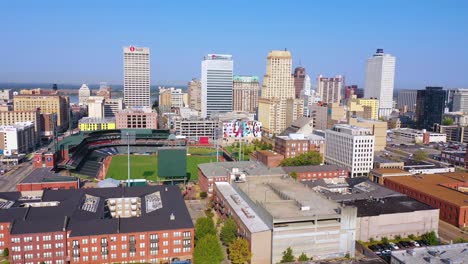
(384, 173, 468, 228)
(115, 108, 158, 129)
(274, 133, 325, 160)
(0, 186, 194, 264)
(250, 150, 284, 167)
(282, 165, 349, 181)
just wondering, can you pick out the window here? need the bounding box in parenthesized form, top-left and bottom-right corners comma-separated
(43, 244, 52, 250)
(122, 253, 127, 258)
(173, 231, 181, 237)
(43, 235, 51, 241)
(163, 249, 168, 254)
(163, 241, 168, 246)
(82, 239, 88, 244)
(150, 250, 158, 255)
(140, 243, 145, 248)
(111, 245, 116, 250)
(111, 254, 116, 259)
(11, 237, 20, 243)
(121, 236, 127, 241)
(163, 233, 169, 238)
(140, 251, 145, 256)
(173, 248, 181, 253)
(92, 256, 98, 261)
(139, 234, 145, 240)
(183, 247, 191, 253)
(83, 247, 88, 253)
(110, 236, 116, 242)
(122, 244, 127, 250)
(174, 240, 181, 245)
(92, 247, 97, 252)
(91, 238, 97, 244)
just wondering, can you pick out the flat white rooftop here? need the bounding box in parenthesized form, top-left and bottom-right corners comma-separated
(391, 243, 468, 264)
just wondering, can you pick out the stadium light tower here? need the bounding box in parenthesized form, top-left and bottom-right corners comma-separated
(127, 132, 130, 182)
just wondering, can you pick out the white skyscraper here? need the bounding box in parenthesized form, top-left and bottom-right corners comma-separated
(365, 49, 396, 117)
(123, 46, 150, 108)
(78, 84, 91, 105)
(201, 54, 233, 118)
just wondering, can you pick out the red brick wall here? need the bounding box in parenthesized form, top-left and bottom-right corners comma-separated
(9, 231, 68, 264)
(16, 181, 79, 192)
(296, 169, 349, 181)
(0, 222, 11, 251)
(198, 169, 228, 197)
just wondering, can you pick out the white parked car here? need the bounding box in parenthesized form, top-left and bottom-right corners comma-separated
(411, 240, 420, 247)
(389, 242, 399, 250)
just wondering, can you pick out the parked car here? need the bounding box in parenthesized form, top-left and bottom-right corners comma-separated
(369, 245, 381, 255)
(410, 240, 420, 247)
(389, 242, 400, 250)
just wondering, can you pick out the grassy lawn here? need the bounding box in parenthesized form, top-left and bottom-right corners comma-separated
(226, 145, 254, 161)
(187, 147, 217, 155)
(106, 154, 216, 182)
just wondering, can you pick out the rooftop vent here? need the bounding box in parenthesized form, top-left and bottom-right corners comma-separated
(170, 213, 175, 221)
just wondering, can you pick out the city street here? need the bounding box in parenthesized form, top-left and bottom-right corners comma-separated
(438, 220, 468, 243)
(0, 162, 34, 192)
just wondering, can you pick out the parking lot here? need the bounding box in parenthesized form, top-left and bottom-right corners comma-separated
(185, 200, 207, 224)
(368, 239, 430, 262)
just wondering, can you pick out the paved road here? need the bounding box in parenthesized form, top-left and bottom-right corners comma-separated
(438, 220, 468, 243)
(0, 162, 34, 192)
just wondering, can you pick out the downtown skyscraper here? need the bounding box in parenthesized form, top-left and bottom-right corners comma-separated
(201, 54, 233, 118)
(123, 46, 150, 108)
(364, 49, 396, 117)
(258, 50, 303, 135)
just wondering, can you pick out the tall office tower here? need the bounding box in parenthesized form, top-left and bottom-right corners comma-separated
(258, 50, 303, 134)
(452, 89, 468, 112)
(78, 84, 91, 105)
(123, 46, 150, 108)
(232, 75, 260, 113)
(317, 75, 343, 104)
(344, 85, 363, 101)
(159, 87, 185, 108)
(365, 49, 396, 117)
(301, 74, 312, 116)
(396, 89, 417, 113)
(446, 89, 456, 112)
(416, 87, 447, 130)
(293, 66, 306, 99)
(325, 124, 375, 178)
(188, 78, 202, 111)
(201, 54, 233, 118)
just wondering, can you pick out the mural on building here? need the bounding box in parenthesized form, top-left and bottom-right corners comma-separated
(223, 120, 262, 138)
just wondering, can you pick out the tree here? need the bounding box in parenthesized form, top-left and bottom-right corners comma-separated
(381, 237, 389, 244)
(3, 248, 8, 257)
(195, 217, 216, 240)
(395, 235, 402, 241)
(454, 237, 468, 243)
(280, 247, 295, 263)
(290, 171, 298, 180)
(421, 231, 439, 245)
(228, 238, 252, 264)
(280, 151, 322, 167)
(220, 218, 238, 245)
(194, 234, 224, 264)
(442, 117, 454, 125)
(298, 252, 309, 261)
(408, 234, 416, 240)
(199, 191, 207, 199)
(413, 150, 428, 161)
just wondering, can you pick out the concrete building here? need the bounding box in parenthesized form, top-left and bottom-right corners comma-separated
(344, 85, 363, 101)
(301, 74, 313, 116)
(442, 111, 468, 126)
(78, 84, 91, 105)
(452, 88, 468, 112)
(373, 156, 405, 170)
(103, 98, 124, 118)
(13, 94, 70, 132)
(115, 107, 158, 129)
(440, 150, 468, 168)
(233, 175, 357, 262)
(305, 178, 439, 242)
(201, 54, 233, 118)
(416, 87, 447, 130)
(0, 89, 13, 101)
(0, 186, 194, 264)
(0, 122, 36, 155)
(433, 124, 465, 143)
(346, 95, 379, 120)
(348, 117, 387, 151)
(198, 161, 284, 197)
(325, 124, 375, 177)
(123, 46, 151, 108)
(86, 96, 105, 118)
(384, 173, 468, 228)
(365, 49, 396, 117)
(173, 118, 218, 140)
(97, 82, 111, 99)
(282, 165, 348, 181)
(78, 117, 116, 131)
(232, 75, 260, 113)
(391, 243, 468, 264)
(402, 159, 455, 175)
(293, 66, 306, 99)
(390, 128, 446, 144)
(280, 117, 314, 137)
(369, 168, 412, 185)
(159, 87, 186, 109)
(0, 109, 41, 142)
(258, 50, 303, 134)
(187, 78, 201, 111)
(317, 75, 343, 104)
(396, 89, 417, 113)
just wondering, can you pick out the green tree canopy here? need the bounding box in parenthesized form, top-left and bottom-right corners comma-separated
(413, 150, 428, 161)
(442, 117, 454, 125)
(421, 231, 439, 245)
(195, 217, 216, 240)
(228, 238, 252, 264)
(280, 247, 295, 263)
(194, 234, 224, 264)
(298, 252, 309, 261)
(280, 151, 322, 167)
(220, 218, 238, 245)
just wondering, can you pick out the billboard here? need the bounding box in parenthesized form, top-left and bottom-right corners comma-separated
(158, 147, 187, 178)
(223, 121, 262, 138)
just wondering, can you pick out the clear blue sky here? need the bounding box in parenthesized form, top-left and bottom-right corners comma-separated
(1, 0, 467, 89)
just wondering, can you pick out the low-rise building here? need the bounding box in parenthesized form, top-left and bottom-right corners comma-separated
(403, 159, 455, 174)
(0, 186, 194, 263)
(442, 111, 468, 126)
(274, 134, 310, 159)
(115, 107, 158, 129)
(440, 150, 467, 168)
(325, 124, 375, 177)
(16, 168, 79, 191)
(369, 168, 412, 184)
(384, 173, 468, 227)
(305, 178, 439, 241)
(391, 243, 468, 264)
(197, 161, 284, 197)
(173, 118, 218, 140)
(282, 165, 349, 181)
(0, 122, 36, 156)
(250, 150, 284, 167)
(390, 128, 446, 144)
(79, 117, 116, 131)
(373, 156, 405, 169)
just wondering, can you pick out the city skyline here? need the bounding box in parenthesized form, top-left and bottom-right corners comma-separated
(1, 1, 467, 88)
